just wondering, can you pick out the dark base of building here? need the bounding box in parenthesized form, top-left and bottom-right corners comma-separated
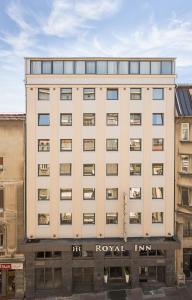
(20, 237, 180, 299)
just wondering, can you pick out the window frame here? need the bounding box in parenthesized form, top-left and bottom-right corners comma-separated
(129, 212, 142, 224)
(60, 212, 72, 225)
(152, 113, 164, 126)
(152, 187, 164, 199)
(83, 88, 95, 100)
(152, 212, 164, 224)
(83, 139, 95, 151)
(83, 213, 95, 225)
(83, 113, 95, 126)
(106, 213, 118, 224)
(106, 163, 118, 176)
(60, 88, 72, 100)
(106, 188, 118, 200)
(38, 214, 50, 225)
(107, 88, 118, 100)
(152, 163, 164, 175)
(60, 139, 72, 152)
(130, 139, 142, 151)
(129, 187, 141, 200)
(60, 189, 72, 200)
(130, 163, 142, 176)
(83, 164, 95, 176)
(38, 139, 50, 152)
(38, 114, 50, 126)
(38, 164, 50, 176)
(130, 113, 142, 126)
(106, 113, 118, 126)
(152, 138, 164, 151)
(60, 113, 72, 126)
(38, 88, 50, 101)
(60, 163, 72, 176)
(106, 139, 118, 151)
(38, 189, 49, 201)
(130, 88, 142, 100)
(83, 188, 95, 200)
(153, 88, 164, 100)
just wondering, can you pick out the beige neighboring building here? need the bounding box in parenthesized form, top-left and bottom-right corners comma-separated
(175, 85, 192, 282)
(24, 57, 179, 298)
(0, 114, 25, 299)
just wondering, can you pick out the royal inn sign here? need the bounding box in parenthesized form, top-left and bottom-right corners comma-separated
(72, 243, 152, 253)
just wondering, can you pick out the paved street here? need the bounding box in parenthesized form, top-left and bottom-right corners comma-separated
(35, 285, 192, 300)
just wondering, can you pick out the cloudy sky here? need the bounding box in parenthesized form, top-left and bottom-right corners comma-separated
(0, 0, 192, 112)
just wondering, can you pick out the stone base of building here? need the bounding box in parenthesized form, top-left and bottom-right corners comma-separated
(20, 237, 179, 299)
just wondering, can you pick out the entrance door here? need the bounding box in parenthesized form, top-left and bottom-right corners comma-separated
(7, 270, 15, 297)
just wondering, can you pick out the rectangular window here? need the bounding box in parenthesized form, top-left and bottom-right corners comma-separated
(129, 212, 141, 224)
(86, 61, 96, 74)
(64, 61, 74, 74)
(107, 88, 118, 100)
(97, 61, 107, 74)
(83, 188, 95, 200)
(38, 214, 50, 225)
(0, 230, 3, 248)
(83, 139, 95, 151)
(106, 188, 118, 200)
(35, 268, 62, 289)
(60, 213, 72, 225)
(130, 113, 141, 125)
(83, 213, 95, 224)
(75, 61, 85, 74)
(118, 61, 129, 74)
(83, 88, 95, 100)
(106, 113, 118, 126)
(151, 61, 161, 74)
(106, 139, 118, 151)
(0, 190, 4, 210)
(83, 164, 95, 176)
(38, 114, 50, 126)
(130, 164, 141, 175)
(130, 139, 141, 151)
(181, 187, 191, 206)
(60, 163, 72, 176)
(161, 61, 172, 74)
(152, 139, 164, 151)
(42, 61, 52, 74)
(0, 157, 3, 171)
(31, 61, 41, 74)
(38, 139, 50, 152)
(152, 212, 163, 223)
(130, 61, 139, 74)
(152, 164, 163, 175)
(130, 88, 141, 100)
(181, 123, 190, 141)
(140, 61, 150, 74)
(38, 189, 49, 201)
(129, 188, 141, 199)
(60, 113, 72, 126)
(106, 213, 118, 224)
(60, 88, 72, 100)
(152, 187, 163, 199)
(53, 61, 63, 74)
(180, 155, 190, 173)
(108, 61, 118, 74)
(38, 88, 50, 100)
(153, 88, 164, 100)
(106, 163, 118, 176)
(60, 139, 72, 151)
(83, 113, 95, 126)
(38, 164, 50, 176)
(60, 189, 72, 200)
(152, 113, 164, 125)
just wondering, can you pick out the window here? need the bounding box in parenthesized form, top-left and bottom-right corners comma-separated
(152, 113, 164, 125)
(97, 61, 107, 74)
(31, 61, 41, 74)
(140, 61, 150, 74)
(107, 88, 118, 100)
(60, 139, 72, 151)
(106, 163, 118, 176)
(75, 61, 85, 74)
(106, 213, 118, 224)
(60, 163, 72, 176)
(35, 268, 62, 289)
(108, 61, 118, 74)
(42, 61, 52, 74)
(181, 123, 190, 141)
(60, 189, 72, 200)
(38, 114, 50, 126)
(0, 190, 4, 210)
(130, 61, 139, 74)
(130, 88, 141, 100)
(106, 139, 118, 151)
(36, 251, 62, 259)
(0, 226, 4, 248)
(38, 88, 50, 100)
(181, 187, 192, 206)
(64, 61, 74, 74)
(53, 61, 63, 74)
(153, 88, 164, 100)
(83, 164, 95, 176)
(83, 188, 95, 200)
(60, 213, 72, 225)
(180, 155, 192, 173)
(161, 61, 172, 74)
(130, 164, 141, 175)
(119, 61, 129, 74)
(86, 61, 96, 74)
(38, 139, 50, 152)
(106, 113, 118, 126)
(130, 113, 141, 125)
(152, 187, 163, 199)
(152, 212, 163, 223)
(152, 164, 163, 175)
(129, 188, 141, 199)
(83, 139, 95, 151)
(38, 214, 50, 225)
(151, 61, 161, 74)
(83, 213, 95, 224)
(38, 164, 50, 176)
(106, 188, 118, 200)
(60, 113, 72, 126)
(83, 113, 95, 126)
(152, 139, 164, 151)
(60, 88, 72, 100)
(129, 212, 141, 224)
(0, 157, 3, 171)
(130, 139, 141, 151)
(38, 189, 49, 201)
(83, 88, 95, 100)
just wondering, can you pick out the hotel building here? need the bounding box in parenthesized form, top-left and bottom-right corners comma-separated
(0, 113, 25, 299)
(175, 85, 192, 282)
(24, 57, 179, 298)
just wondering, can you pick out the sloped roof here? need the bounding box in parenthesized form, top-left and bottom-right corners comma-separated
(176, 86, 192, 116)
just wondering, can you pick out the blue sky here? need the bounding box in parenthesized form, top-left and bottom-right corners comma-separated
(0, 0, 192, 112)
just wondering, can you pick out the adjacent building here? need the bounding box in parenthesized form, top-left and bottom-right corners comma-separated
(175, 85, 192, 283)
(24, 57, 179, 298)
(0, 113, 25, 299)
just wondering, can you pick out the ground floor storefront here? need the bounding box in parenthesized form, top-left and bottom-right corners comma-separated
(21, 237, 179, 299)
(0, 257, 24, 299)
